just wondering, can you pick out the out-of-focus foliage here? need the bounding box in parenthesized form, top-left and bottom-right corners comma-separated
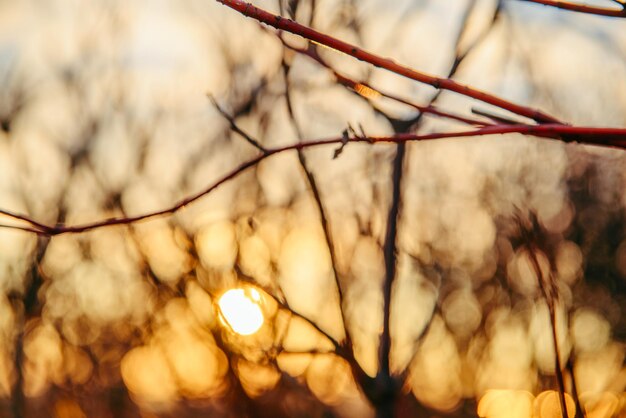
(1, 0, 626, 417)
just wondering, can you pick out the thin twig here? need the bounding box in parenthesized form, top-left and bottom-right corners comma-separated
(472, 107, 525, 125)
(280, 52, 351, 345)
(0, 223, 47, 235)
(0, 209, 50, 232)
(237, 268, 343, 352)
(517, 213, 569, 418)
(211, 79, 347, 352)
(209, 95, 268, 153)
(527, 249, 568, 418)
(399, 0, 500, 382)
(280, 39, 491, 127)
(566, 356, 585, 418)
(516, 0, 626, 17)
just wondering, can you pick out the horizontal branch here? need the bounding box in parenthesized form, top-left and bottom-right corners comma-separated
(516, 0, 626, 17)
(216, 0, 562, 124)
(1, 123, 626, 236)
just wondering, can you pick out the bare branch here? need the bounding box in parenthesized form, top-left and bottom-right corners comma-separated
(516, 0, 626, 17)
(237, 267, 344, 352)
(516, 213, 569, 418)
(215, 0, 562, 123)
(209, 95, 268, 153)
(1, 123, 626, 235)
(399, 0, 502, 382)
(281, 56, 351, 345)
(0, 222, 47, 235)
(528, 251, 569, 418)
(472, 107, 525, 125)
(281, 40, 492, 127)
(0, 208, 51, 233)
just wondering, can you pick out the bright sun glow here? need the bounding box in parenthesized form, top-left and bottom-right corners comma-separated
(217, 288, 264, 335)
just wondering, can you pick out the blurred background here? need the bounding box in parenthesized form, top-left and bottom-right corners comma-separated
(0, 0, 626, 417)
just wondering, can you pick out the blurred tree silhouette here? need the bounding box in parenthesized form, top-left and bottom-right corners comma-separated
(1, 1, 626, 418)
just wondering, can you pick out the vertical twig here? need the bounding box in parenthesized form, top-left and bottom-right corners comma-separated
(377, 2, 487, 416)
(400, 0, 494, 376)
(10, 236, 50, 418)
(518, 215, 568, 418)
(525, 242, 569, 418)
(567, 356, 584, 418)
(375, 137, 404, 418)
(278, 0, 353, 351)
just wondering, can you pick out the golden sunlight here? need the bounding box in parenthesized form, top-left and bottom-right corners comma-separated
(217, 288, 264, 336)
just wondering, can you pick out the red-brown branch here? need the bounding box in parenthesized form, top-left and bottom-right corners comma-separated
(1, 123, 626, 236)
(282, 41, 491, 127)
(215, 0, 562, 124)
(517, 0, 626, 17)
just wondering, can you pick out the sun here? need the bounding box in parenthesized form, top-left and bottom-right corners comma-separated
(217, 288, 264, 336)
